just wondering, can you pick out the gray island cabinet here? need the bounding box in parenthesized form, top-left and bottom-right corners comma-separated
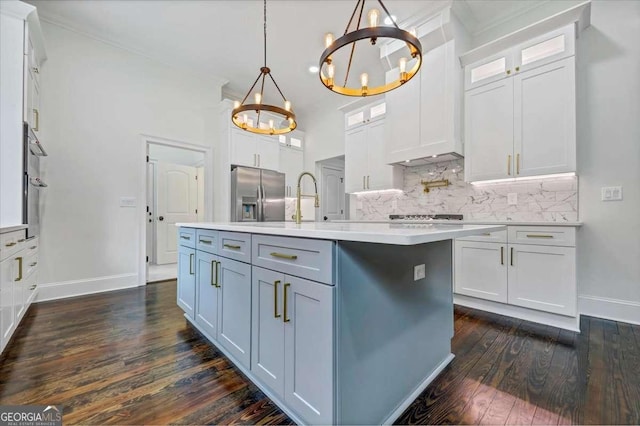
(176, 222, 504, 425)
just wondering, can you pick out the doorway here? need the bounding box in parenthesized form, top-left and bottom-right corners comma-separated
(316, 156, 346, 221)
(139, 136, 212, 285)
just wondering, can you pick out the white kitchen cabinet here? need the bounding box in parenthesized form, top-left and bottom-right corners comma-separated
(344, 100, 386, 131)
(251, 266, 286, 396)
(385, 40, 464, 164)
(463, 24, 577, 182)
(255, 136, 280, 171)
(251, 266, 334, 425)
(345, 117, 403, 193)
(279, 146, 303, 197)
(230, 130, 280, 171)
(284, 275, 334, 425)
(195, 250, 219, 339)
(177, 244, 196, 319)
(464, 79, 515, 181)
(217, 256, 252, 369)
(0, 255, 16, 353)
(508, 244, 576, 316)
(514, 57, 576, 177)
(454, 240, 507, 303)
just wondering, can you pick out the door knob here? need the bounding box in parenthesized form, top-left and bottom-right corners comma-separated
(159, 216, 164, 221)
(324, 216, 328, 221)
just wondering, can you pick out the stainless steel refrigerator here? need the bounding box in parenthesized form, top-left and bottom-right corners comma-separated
(230, 166, 285, 222)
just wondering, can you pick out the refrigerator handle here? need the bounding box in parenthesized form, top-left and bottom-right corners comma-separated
(257, 185, 263, 222)
(260, 184, 267, 221)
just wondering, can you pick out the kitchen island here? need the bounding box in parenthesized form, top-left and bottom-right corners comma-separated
(175, 222, 505, 425)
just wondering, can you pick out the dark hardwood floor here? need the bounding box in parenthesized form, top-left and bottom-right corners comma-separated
(1, 280, 639, 425)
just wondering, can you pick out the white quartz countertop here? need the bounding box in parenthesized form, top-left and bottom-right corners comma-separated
(0, 224, 28, 234)
(331, 220, 583, 227)
(177, 221, 506, 245)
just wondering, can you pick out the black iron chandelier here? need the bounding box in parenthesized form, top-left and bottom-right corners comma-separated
(231, 0, 296, 135)
(319, 0, 423, 97)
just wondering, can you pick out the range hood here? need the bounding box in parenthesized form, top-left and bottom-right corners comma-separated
(400, 152, 462, 167)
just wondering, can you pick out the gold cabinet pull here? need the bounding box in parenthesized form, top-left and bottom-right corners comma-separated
(500, 246, 504, 265)
(29, 262, 37, 267)
(29, 285, 37, 290)
(526, 234, 554, 238)
(363, 176, 366, 190)
(482, 232, 491, 236)
(33, 109, 39, 131)
(274, 280, 281, 318)
(515, 66, 520, 72)
(516, 153, 520, 174)
(15, 256, 23, 281)
(507, 155, 512, 175)
(367, 175, 370, 189)
(210, 260, 216, 287)
(224, 244, 241, 250)
(506, 69, 511, 75)
(510, 247, 514, 266)
(189, 253, 194, 275)
(5, 242, 17, 247)
(199, 239, 212, 245)
(17, 239, 25, 242)
(30, 246, 37, 249)
(180, 235, 191, 240)
(283, 283, 291, 323)
(270, 252, 298, 260)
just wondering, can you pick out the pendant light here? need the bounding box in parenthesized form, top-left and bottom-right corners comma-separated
(231, 0, 296, 135)
(319, 0, 422, 97)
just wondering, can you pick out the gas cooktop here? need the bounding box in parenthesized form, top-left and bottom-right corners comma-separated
(389, 214, 464, 221)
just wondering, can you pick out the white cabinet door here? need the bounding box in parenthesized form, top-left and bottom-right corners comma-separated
(256, 136, 280, 171)
(385, 66, 420, 162)
(345, 126, 368, 193)
(177, 245, 196, 318)
(508, 244, 576, 316)
(251, 266, 285, 396)
(0, 256, 16, 353)
(284, 275, 334, 425)
(515, 24, 575, 74)
(514, 57, 576, 177)
(231, 129, 257, 167)
(195, 250, 219, 339)
(218, 257, 252, 368)
(366, 119, 393, 190)
(13, 254, 25, 321)
(464, 78, 514, 182)
(279, 146, 303, 197)
(454, 241, 507, 303)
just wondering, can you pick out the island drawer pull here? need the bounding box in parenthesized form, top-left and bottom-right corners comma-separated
(274, 280, 281, 318)
(510, 247, 514, 266)
(283, 283, 291, 323)
(189, 253, 194, 275)
(224, 244, 242, 250)
(199, 239, 212, 245)
(270, 252, 298, 260)
(526, 234, 554, 238)
(500, 247, 504, 265)
(181, 235, 191, 240)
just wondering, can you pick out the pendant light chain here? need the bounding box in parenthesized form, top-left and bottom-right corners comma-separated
(343, 0, 366, 87)
(263, 0, 267, 68)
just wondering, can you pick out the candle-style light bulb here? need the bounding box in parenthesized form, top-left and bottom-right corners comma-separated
(233, 100, 240, 109)
(368, 9, 380, 27)
(327, 64, 335, 78)
(325, 32, 334, 48)
(360, 73, 369, 87)
(399, 57, 408, 83)
(284, 100, 291, 111)
(409, 27, 417, 38)
(254, 93, 262, 104)
(269, 119, 274, 129)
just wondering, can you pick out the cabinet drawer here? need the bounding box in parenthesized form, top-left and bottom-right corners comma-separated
(252, 235, 334, 285)
(23, 237, 39, 258)
(178, 227, 196, 248)
(508, 226, 575, 247)
(196, 229, 218, 254)
(457, 229, 507, 243)
(1, 230, 26, 262)
(23, 252, 38, 279)
(219, 232, 251, 263)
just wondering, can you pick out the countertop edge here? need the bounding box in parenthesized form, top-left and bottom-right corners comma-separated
(176, 222, 507, 245)
(331, 220, 583, 227)
(0, 224, 28, 234)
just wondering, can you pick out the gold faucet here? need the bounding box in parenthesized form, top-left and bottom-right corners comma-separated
(294, 172, 320, 224)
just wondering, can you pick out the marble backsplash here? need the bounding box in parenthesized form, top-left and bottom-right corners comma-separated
(355, 159, 578, 222)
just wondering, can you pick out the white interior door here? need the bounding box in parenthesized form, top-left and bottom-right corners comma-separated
(156, 161, 197, 264)
(321, 165, 345, 221)
(146, 162, 155, 264)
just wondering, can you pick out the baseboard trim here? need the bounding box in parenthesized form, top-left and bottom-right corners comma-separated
(579, 295, 640, 326)
(382, 353, 455, 425)
(454, 294, 581, 332)
(35, 273, 141, 302)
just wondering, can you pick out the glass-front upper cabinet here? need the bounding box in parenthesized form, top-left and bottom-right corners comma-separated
(344, 101, 386, 130)
(465, 52, 514, 91)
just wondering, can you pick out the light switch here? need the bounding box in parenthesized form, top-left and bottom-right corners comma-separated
(601, 186, 623, 201)
(414, 264, 426, 281)
(507, 193, 518, 205)
(120, 197, 137, 207)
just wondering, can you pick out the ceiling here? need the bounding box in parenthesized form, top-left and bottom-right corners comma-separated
(27, 0, 550, 117)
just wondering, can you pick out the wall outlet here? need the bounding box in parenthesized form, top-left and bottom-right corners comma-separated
(507, 193, 518, 205)
(601, 186, 623, 201)
(414, 264, 426, 281)
(120, 197, 137, 207)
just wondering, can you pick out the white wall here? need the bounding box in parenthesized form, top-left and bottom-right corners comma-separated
(37, 22, 222, 300)
(575, 1, 640, 323)
(149, 144, 204, 167)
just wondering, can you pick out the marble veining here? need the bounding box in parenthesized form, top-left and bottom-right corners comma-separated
(355, 160, 578, 222)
